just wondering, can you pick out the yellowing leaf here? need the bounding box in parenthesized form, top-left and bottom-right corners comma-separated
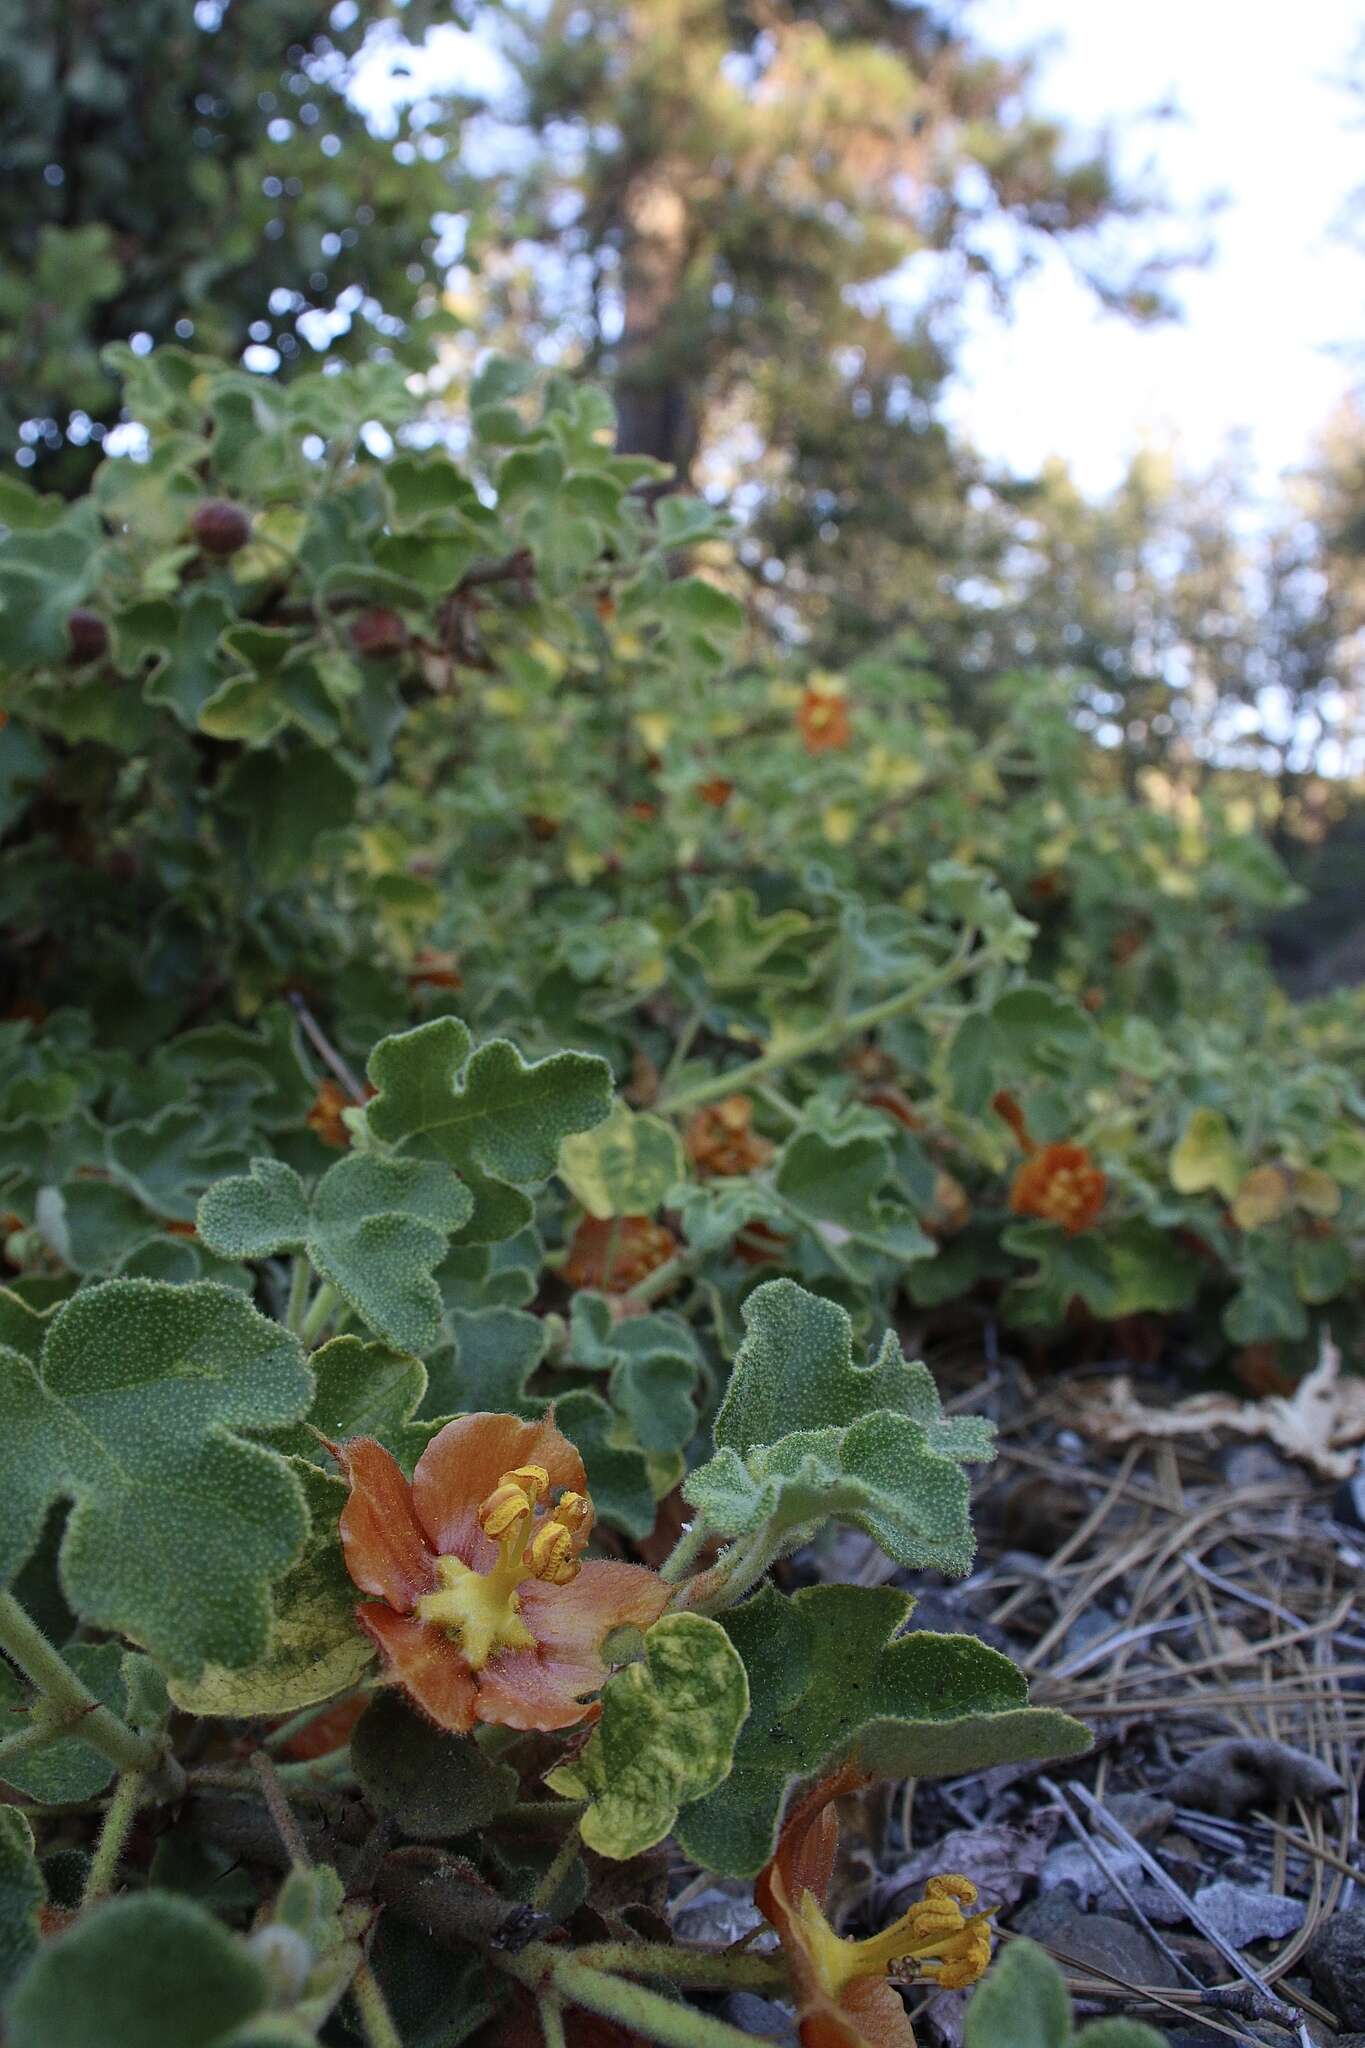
(1293, 1168, 1341, 1219)
(558, 1101, 684, 1220)
(821, 803, 857, 846)
(635, 712, 672, 750)
(1169, 1109, 1242, 1202)
(1232, 1164, 1293, 1230)
(546, 1614, 748, 1859)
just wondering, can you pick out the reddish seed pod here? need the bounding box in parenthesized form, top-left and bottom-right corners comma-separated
(66, 608, 108, 664)
(190, 499, 252, 557)
(349, 606, 409, 659)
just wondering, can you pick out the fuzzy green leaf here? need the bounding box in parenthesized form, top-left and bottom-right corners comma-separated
(685, 1407, 987, 1575)
(0, 1811, 43, 2003)
(564, 1293, 702, 1455)
(713, 1279, 989, 1460)
(963, 1938, 1167, 2048)
(675, 1584, 1091, 1876)
(546, 1615, 749, 1859)
(364, 1017, 613, 1242)
(774, 1127, 935, 1278)
(352, 1693, 518, 1838)
(168, 1462, 372, 1717)
(0, 1281, 312, 1682)
(6, 1892, 278, 2048)
(197, 1153, 472, 1355)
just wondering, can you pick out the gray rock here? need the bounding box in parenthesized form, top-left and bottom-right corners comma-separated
(1012, 1893, 1183, 1988)
(1105, 1793, 1176, 1842)
(718, 1992, 799, 2043)
(1192, 1881, 1304, 1947)
(1306, 1907, 1365, 2029)
(672, 1881, 767, 1948)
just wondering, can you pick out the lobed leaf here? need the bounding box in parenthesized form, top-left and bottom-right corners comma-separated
(364, 1017, 613, 1242)
(546, 1614, 749, 1859)
(0, 1281, 312, 1682)
(675, 1584, 1090, 1876)
(197, 1153, 472, 1355)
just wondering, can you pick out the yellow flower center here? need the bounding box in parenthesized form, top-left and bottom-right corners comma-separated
(797, 1872, 993, 1998)
(414, 1465, 595, 1670)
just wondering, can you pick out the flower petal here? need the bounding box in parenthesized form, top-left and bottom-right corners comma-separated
(474, 1647, 605, 1733)
(337, 1436, 434, 1611)
(411, 1412, 587, 1564)
(357, 1605, 478, 1734)
(799, 1978, 915, 2048)
(519, 1560, 669, 1662)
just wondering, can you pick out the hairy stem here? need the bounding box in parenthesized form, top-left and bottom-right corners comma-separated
(531, 1817, 583, 1913)
(538, 1995, 569, 2048)
(658, 1515, 710, 1584)
(283, 1255, 313, 1336)
(501, 1947, 767, 2048)
(82, 1770, 146, 1905)
(571, 1941, 785, 1989)
(299, 1281, 342, 1347)
(350, 1958, 403, 2048)
(0, 1594, 165, 1781)
(658, 933, 980, 1115)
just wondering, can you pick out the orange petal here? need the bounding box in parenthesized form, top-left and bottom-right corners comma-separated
(474, 1648, 606, 1733)
(411, 1413, 587, 1565)
(337, 1437, 435, 1611)
(519, 1559, 669, 1661)
(358, 1605, 478, 1733)
(800, 1978, 915, 2048)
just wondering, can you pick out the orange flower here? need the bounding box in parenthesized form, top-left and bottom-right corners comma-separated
(336, 1414, 668, 1734)
(307, 1078, 354, 1150)
(562, 1215, 679, 1293)
(685, 1096, 774, 1179)
(276, 1692, 369, 1761)
(696, 776, 734, 808)
(408, 948, 463, 992)
(1009, 1145, 1106, 1235)
(757, 1769, 992, 2047)
(798, 687, 852, 755)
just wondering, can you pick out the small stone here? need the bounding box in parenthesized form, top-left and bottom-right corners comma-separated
(718, 1992, 798, 2043)
(1193, 1881, 1304, 1947)
(1013, 1894, 1182, 1988)
(1105, 1792, 1176, 1841)
(1306, 1906, 1365, 2029)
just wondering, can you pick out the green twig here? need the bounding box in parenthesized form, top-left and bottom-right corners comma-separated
(82, 1769, 146, 1905)
(284, 1255, 313, 1336)
(571, 1941, 785, 1989)
(501, 1946, 767, 2048)
(658, 1515, 710, 1585)
(537, 1994, 569, 2048)
(657, 933, 981, 1116)
(0, 1593, 166, 1781)
(299, 1281, 342, 1346)
(350, 1958, 404, 2048)
(251, 1749, 310, 1866)
(531, 1817, 583, 1913)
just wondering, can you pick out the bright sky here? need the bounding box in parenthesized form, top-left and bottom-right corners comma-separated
(353, 3, 1364, 504)
(945, 0, 1364, 496)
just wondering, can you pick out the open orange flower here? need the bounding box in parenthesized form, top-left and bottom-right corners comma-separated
(757, 1769, 992, 2047)
(1009, 1145, 1106, 1234)
(993, 1090, 1105, 1235)
(798, 686, 852, 754)
(685, 1095, 774, 1179)
(336, 1414, 668, 1734)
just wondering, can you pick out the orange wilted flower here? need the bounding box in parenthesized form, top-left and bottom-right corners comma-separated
(685, 1095, 774, 1179)
(993, 1091, 1104, 1235)
(696, 775, 734, 808)
(408, 948, 463, 992)
(798, 686, 852, 755)
(562, 1214, 679, 1294)
(757, 1769, 992, 2046)
(337, 1414, 668, 1734)
(1010, 1146, 1106, 1235)
(307, 1078, 358, 1149)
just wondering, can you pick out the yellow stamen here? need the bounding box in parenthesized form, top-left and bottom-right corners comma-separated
(417, 1470, 596, 1666)
(796, 1872, 992, 1999)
